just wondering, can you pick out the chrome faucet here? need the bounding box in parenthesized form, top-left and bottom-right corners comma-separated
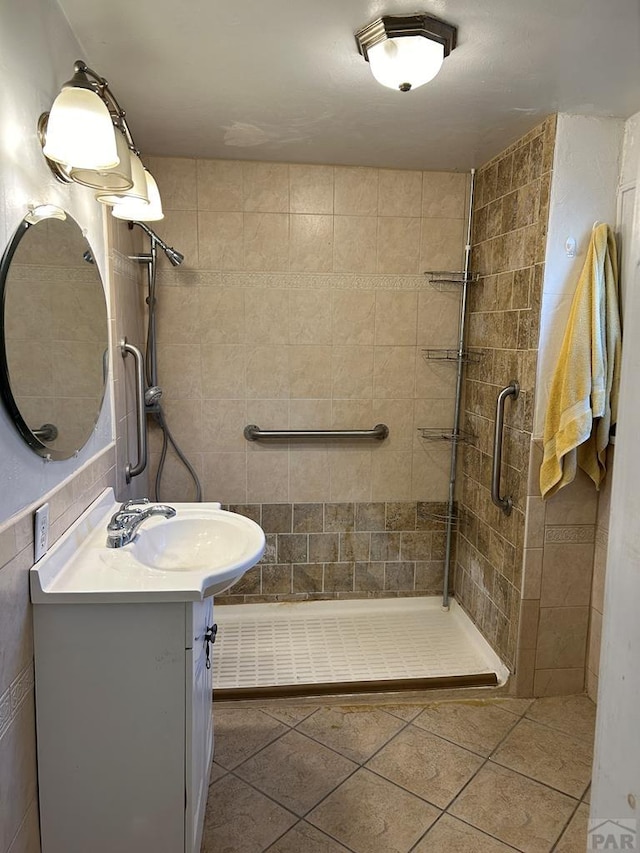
(106, 499, 176, 548)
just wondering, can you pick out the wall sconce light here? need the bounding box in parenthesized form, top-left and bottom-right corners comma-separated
(38, 60, 163, 221)
(355, 13, 457, 92)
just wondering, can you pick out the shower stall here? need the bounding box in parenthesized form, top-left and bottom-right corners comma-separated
(141, 115, 557, 699)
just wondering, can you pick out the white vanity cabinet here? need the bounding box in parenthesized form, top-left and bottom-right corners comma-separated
(33, 596, 215, 853)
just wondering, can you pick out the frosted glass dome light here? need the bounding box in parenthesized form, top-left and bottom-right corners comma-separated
(355, 13, 457, 93)
(368, 36, 445, 92)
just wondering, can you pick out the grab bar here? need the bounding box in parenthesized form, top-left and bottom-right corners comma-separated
(244, 423, 389, 442)
(491, 380, 519, 515)
(121, 338, 147, 483)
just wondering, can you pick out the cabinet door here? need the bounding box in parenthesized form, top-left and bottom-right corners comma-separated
(185, 597, 214, 853)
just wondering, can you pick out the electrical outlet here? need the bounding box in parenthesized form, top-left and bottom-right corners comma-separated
(34, 503, 49, 562)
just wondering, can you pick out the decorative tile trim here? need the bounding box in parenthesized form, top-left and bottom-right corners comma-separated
(595, 527, 609, 548)
(10, 264, 98, 284)
(110, 249, 140, 283)
(544, 525, 596, 544)
(157, 269, 427, 291)
(0, 662, 33, 743)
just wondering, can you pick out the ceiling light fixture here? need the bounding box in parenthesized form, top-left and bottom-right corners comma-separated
(38, 60, 162, 221)
(355, 14, 457, 92)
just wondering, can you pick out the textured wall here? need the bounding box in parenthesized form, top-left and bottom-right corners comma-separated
(216, 500, 450, 605)
(146, 157, 469, 506)
(455, 116, 556, 670)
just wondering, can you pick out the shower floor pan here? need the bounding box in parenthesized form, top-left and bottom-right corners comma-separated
(212, 596, 509, 700)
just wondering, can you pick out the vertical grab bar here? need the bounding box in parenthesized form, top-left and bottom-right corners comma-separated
(492, 380, 520, 515)
(121, 338, 147, 483)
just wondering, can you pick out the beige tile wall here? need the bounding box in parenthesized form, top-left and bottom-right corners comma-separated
(456, 116, 556, 672)
(517, 447, 599, 697)
(146, 157, 469, 507)
(0, 445, 116, 853)
(0, 218, 146, 853)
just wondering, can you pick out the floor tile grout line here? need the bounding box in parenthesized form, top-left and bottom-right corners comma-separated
(548, 797, 589, 853)
(260, 705, 320, 727)
(417, 811, 527, 853)
(434, 703, 552, 850)
(409, 702, 520, 758)
(261, 819, 356, 853)
(521, 709, 596, 744)
(212, 714, 293, 774)
(208, 698, 594, 853)
(487, 713, 594, 801)
(489, 753, 593, 802)
(216, 702, 526, 822)
(262, 710, 430, 846)
(486, 709, 593, 789)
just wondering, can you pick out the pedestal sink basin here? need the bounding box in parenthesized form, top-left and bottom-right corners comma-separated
(129, 508, 265, 573)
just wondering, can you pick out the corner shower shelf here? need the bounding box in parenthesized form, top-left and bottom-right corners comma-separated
(422, 348, 483, 364)
(417, 428, 476, 445)
(421, 506, 459, 528)
(424, 270, 480, 290)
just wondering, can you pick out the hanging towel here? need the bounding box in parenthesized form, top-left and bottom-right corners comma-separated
(540, 223, 621, 499)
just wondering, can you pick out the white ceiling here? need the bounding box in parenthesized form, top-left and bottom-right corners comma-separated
(57, 0, 640, 171)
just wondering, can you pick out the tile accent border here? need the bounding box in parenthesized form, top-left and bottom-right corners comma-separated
(544, 526, 595, 544)
(0, 663, 33, 743)
(215, 501, 452, 604)
(157, 269, 429, 291)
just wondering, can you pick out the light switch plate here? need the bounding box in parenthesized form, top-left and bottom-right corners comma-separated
(34, 503, 49, 562)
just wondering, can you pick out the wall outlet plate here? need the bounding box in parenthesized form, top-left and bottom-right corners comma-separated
(34, 503, 49, 562)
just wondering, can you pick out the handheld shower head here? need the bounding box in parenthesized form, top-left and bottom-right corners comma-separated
(144, 385, 163, 406)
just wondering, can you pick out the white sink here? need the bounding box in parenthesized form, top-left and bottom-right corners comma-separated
(129, 508, 264, 574)
(30, 489, 266, 603)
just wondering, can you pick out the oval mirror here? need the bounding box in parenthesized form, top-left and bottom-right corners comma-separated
(0, 208, 109, 459)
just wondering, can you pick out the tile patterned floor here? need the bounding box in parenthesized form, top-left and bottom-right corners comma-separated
(202, 694, 595, 853)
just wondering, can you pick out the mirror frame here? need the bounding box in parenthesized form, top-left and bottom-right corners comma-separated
(0, 212, 109, 460)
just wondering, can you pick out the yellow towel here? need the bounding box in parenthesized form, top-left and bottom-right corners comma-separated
(540, 223, 621, 499)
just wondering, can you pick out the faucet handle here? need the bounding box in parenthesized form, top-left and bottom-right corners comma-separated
(107, 510, 140, 531)
(120, 498, 151, 513)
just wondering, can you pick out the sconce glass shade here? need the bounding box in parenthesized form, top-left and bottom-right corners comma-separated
(367, 36, 445, 91)
(69, 127, 133, 191)
(95, 150, 149, 204)
(42, 86, 119, 169)
(112, 170, 164, 221)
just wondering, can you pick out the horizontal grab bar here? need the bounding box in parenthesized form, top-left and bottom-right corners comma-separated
(244, 424, 389, 442)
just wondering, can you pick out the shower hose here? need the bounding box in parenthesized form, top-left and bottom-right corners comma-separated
(152, 405, 203, 502)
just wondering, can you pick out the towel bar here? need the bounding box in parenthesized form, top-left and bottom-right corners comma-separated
(244, 424, 389, 442)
